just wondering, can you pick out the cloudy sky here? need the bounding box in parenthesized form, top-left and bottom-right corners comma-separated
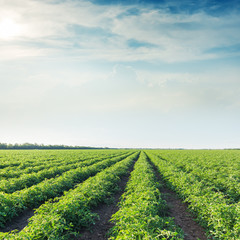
(1, 0, 240, 148)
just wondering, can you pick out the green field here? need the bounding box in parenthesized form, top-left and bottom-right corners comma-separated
(0, 149, 239, 239)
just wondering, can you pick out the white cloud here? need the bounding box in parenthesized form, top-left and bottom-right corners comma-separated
(0, 0, 240, 62)
(111, 10, 240, 62)
(135, 67, 240, 110)
(0, 45, 46, 60)
(0, 0, 125, 39)
(1, 1, 240, 148)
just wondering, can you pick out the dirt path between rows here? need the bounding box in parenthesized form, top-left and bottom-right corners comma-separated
(0, 209, 34, 233)
(0, 154, 133, 234)
(148, 158, 208, 240)
(76, 163, 135, 240)
(1, 154, 208, 240)
(160, 187, 208, 240)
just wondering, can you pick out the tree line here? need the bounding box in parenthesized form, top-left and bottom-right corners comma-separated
(0, 143, 105, 150)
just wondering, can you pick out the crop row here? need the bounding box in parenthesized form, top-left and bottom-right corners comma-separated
(0, 152, 134, 227)
(0, 152, 128, 193)
(152, 150, 240, 202)
(0, 152, 140, 239)
(109, 151, 184, 239)
(0, 150, 125, 178)
(0, 150, 71, 169)
(146, 151, 240, 239)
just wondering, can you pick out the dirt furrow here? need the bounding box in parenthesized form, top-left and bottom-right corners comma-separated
(77, 165, 135, 239)
(147, 156, 208, 240)
(0, 155, 133, 234)
(0, 209, 34, 233)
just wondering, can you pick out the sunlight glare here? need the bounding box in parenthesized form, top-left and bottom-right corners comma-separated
(0, 18, 22, 39)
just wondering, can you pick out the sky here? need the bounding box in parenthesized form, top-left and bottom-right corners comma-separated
(0, 0, 240, 149)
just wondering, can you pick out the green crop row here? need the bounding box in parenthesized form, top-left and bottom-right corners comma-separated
(0, 152, 128, 193)
(0, 150, 69, 169)
(0, 152, 140, 239)
(146, 151, 240, 239)
(0, 150, 125, 178)
(109, 152, 184, 240)
(0, 152, 134, 227)
(151, 150, 240, 202)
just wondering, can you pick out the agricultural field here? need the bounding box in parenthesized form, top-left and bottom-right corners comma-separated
(0, 149, 239, 239)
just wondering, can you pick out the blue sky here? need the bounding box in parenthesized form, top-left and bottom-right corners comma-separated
(0, 0, 240, 148)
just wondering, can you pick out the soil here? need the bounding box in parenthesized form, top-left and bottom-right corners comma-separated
(0, 209, 34, 233)
(0, 173, 129, 237)
(0, 155, 209, 240)
(76, 170, 134, 239)
(160, 187, 208, 240)
(148, 159, 208, 240)
(0, 154, 132, 234)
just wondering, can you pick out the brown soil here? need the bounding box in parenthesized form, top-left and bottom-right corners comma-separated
(0, 154, 132, 234)
(1, 154, 208, 240)
(148, 159, 208, 240)
(0, 209, 34, 233)
(77, 171, 133, 239)
(160, 187, 208, 240)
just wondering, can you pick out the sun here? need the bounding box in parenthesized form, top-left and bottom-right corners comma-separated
(0, 18, 22, 39)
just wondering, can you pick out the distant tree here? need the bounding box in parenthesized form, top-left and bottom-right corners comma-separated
(0, 142, 101, 150)
(0, 143, 7, 149)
